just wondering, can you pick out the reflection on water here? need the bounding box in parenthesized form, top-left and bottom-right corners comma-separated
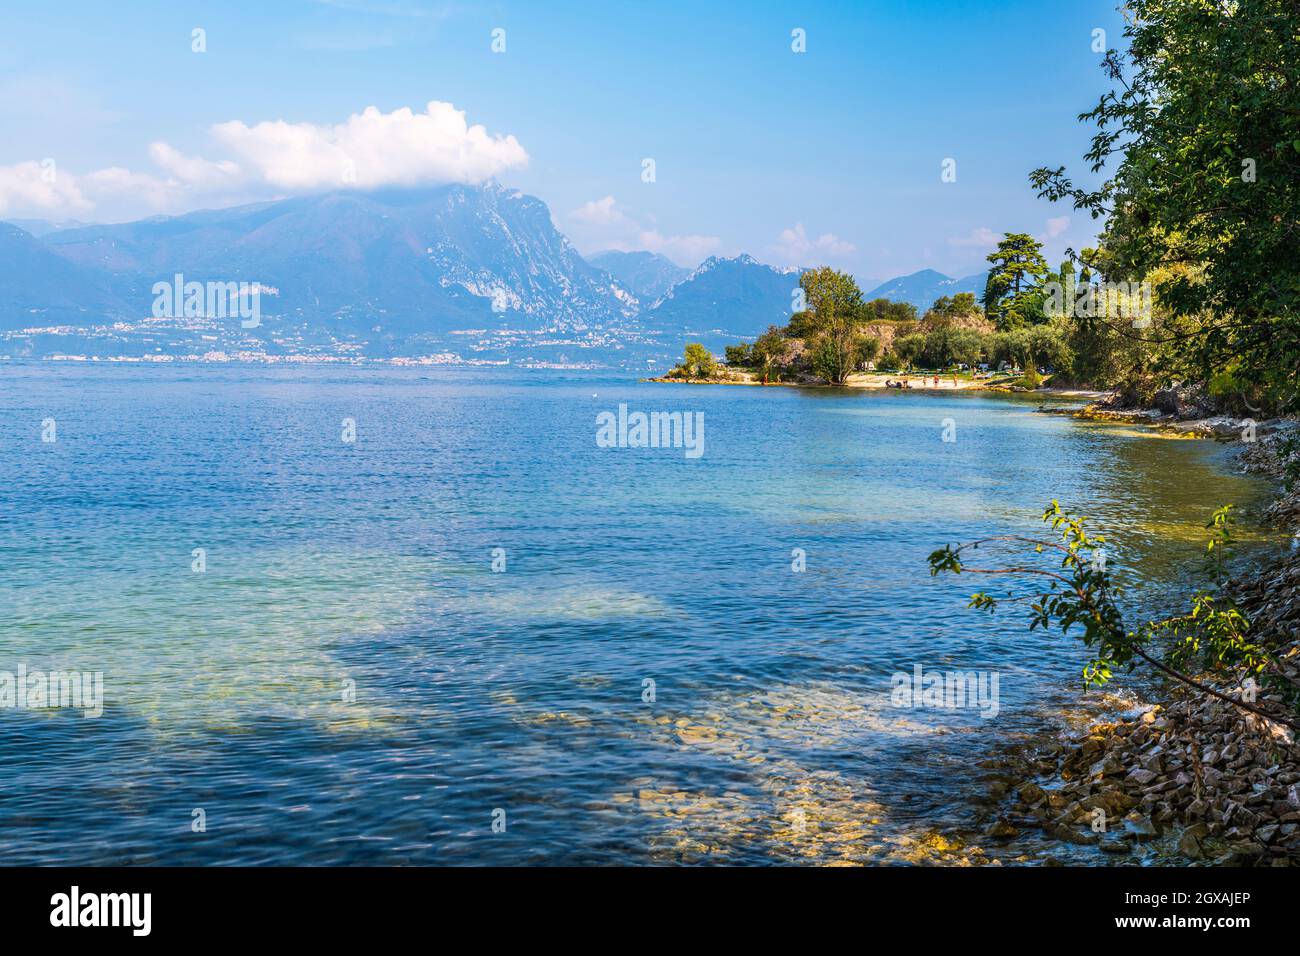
(0, 365, 1278, 864)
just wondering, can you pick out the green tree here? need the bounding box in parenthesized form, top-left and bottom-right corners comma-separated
(894, 333, 926, 371)
(724, 343, 753, 367)
(930, 292, 979, 318)
(992, 325, 1071, 386)
(981, 272, 1004, 325)
(786, 309, 818, 340)
(1028, 324, 1072, 372)
(863, 297, 919, 324)
(798, 267, 874, 384)
(680, 342, 715, 379)
(752, 325, 787, 384)
(992, 328, 1032, 373)
(982, 233, 1049, 329)
(1029, 0, 1300, 411)
(923, 325, 989, 368)
(800, 267, 864, 327)
(811, 332, 880, 384)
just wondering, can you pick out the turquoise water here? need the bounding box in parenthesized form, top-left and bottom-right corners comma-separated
(0, 364, 1273, 864)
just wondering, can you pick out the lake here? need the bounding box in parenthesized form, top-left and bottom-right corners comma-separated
(0, 363, 1274, 864)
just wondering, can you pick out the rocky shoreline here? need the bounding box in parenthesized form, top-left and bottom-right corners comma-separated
(650, 369, 1300, 864)
(1039, 401, 1296, 441)
(978, 422, 1300, 865)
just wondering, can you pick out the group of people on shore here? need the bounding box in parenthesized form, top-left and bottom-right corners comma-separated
(884, 376, 952, 389)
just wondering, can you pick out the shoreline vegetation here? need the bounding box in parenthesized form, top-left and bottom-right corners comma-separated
(650, 0, 1300, 864)
(653, 350, 1300, 864)
(972, 434, 1300, 865)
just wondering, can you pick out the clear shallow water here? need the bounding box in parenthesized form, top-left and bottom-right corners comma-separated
(0, 364, 1275, 865)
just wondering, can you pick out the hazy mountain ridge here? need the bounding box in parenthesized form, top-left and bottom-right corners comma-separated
(34, 184, 639, 336)
(588, 250, 688, 303)
(2, 186, 988, 361)
(643, 253, 804, 349)
(0, 222, 130, 329)
(865, 268, 988, 311)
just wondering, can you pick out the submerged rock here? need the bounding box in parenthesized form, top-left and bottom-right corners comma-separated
(1017, 782, 1047, 806)
(1123, 812, 1159, 841)
(1178, 824, 1208, 859)
(985, 819, 1019, 840)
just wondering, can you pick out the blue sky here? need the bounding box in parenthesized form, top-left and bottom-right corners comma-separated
(0, 0, 1126, 283)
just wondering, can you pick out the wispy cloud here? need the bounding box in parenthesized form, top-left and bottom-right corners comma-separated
(0, 160, 183, 219)
(308, 0, 456, 18)
(568, 195, 720, 267)
(770, 222, 856, 265)
(294, 33, 398, 52)
(948, 217, 1071, 253)
(1040, 215, 1070, 241)
(148, 143, 241, 189)
(570, 195, 626, 228)
(946, 226, 999, 249)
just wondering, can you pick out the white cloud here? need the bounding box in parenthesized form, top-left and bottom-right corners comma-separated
(1041, 215, 1070, 241)
(771, 222, 856, 264)
(0, 160, 93, 216)
(79, 167, 177, 209)
(148, 142, 242, 188)
(571, 195, 629, 228)
(637, 230, 722, 264)
(948, 218, 1071, 253)
(210, 101, 526, 190)
(947, 226, 999, 249)
(0, 158, 218, 221)
(0, 101, 526, 221)
(567, 195, 720, 267)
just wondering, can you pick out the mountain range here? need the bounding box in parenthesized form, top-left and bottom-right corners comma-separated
(864, 268, 987, 310)
(0, 183, 985, 364)
(588, 250, 689, 303)
(32, 183, 636, 334)
(0, 222, 128, 328)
